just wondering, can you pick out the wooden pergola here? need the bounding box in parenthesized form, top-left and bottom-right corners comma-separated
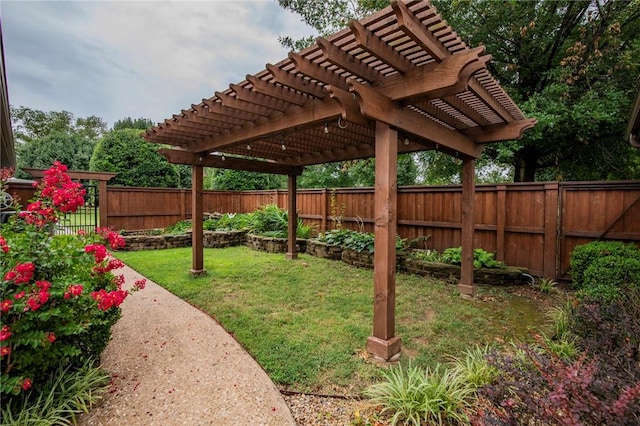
(144, 0, 535, 361)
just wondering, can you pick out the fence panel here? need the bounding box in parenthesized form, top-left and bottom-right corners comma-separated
(104, 181, 640, 281)
(558, 181, 640, 280)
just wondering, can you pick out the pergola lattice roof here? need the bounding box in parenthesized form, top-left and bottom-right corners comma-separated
(144, 0, 535, 174)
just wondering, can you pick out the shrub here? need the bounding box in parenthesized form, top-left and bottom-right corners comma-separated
(0, 162, 144, 403)
(204, 213, 252, 231)
(165, 220, 192, 235)
(317, 229, 404, 254)
(408, 249, 442, 262)
(441, 247, 504, 268)
(579, 255, 640, 302)
(476, 341, 640, 425)
(248, 204, 316, 239)
(570, 240, 640, 289)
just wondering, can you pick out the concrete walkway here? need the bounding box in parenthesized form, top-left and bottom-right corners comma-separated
(78, 265, 295, 426)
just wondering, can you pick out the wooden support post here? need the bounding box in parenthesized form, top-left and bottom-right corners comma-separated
(191, 164, 206, 277)
(367, 121, 401, 361)
(286, 174, 298, 260)
(458, 157, 475, 297)
(495, 185, 506, 261)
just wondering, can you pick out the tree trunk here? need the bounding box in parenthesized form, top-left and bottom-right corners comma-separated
(513, 149, 538, 182)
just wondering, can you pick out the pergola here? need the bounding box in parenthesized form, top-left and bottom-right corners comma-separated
(144, 0, 535, 361)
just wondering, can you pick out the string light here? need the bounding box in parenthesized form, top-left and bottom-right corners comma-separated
(403, 137, 409, 146)
(246, 143, 251, 151)
(324, 122, 329, 134)
(221, 154, 226, 161)
(281, 140, 286, 151)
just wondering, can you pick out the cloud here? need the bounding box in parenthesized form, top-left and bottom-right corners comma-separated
(2, 0, 315, 127)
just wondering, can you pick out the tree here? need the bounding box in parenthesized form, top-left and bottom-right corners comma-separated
(112, 117, 154, 131)
(16, 132, 97, 173)
(90, 129, 182, 188)
(11, 106, 106, 145)
(11, 107, 107, 178)
(298, 153, 418, 188)
(433, 0, 640, 181)
(206, 169, 285, 190)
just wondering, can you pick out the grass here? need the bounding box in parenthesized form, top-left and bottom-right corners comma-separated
(116, 246, 561, 394)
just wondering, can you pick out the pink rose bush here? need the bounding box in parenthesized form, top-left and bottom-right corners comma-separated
(0, 163, 143, 396)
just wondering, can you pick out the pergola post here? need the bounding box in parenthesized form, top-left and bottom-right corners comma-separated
(286, 173, 298, 260)
(190, 164, 206, 277)
(458, 156, 475, 296)
(367, 121, 401, 361)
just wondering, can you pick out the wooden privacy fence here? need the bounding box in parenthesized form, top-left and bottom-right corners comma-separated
(105, 181, 640, 281)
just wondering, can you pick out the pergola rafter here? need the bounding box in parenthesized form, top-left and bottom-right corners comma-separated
(144, 0, 536, 361)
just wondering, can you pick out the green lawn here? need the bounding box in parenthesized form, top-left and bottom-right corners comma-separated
(116, 246, 560, 394)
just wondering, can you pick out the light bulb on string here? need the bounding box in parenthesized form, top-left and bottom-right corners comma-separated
(324, 122, 329, 134)
(246, 143, 251, 151)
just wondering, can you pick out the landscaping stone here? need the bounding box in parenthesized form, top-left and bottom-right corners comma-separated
(305, 239, 343, 260)
(403, 257, 528, 286)
(245, 233, 307, 254)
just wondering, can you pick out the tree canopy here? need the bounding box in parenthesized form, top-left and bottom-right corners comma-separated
(279, 0, 640, 182)
(205, 169, 285, 191)
(11, 106, 107, 178)
(90, 129, 184, 188)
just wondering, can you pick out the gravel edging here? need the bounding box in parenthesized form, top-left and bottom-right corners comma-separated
(283, 393, 375, 426)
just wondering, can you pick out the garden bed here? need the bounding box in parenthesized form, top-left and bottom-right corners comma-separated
(120, 231, 528, 286)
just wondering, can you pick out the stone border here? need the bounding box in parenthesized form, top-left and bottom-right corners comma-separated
(118, 231, 527, 286)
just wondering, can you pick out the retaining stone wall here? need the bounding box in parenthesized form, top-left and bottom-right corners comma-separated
(245, 234, 307, 253)
(305, 240, 343, 260)
(121, 230, 248, 251)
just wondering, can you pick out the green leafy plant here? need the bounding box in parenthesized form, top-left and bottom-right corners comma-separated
(204, 213, 252, 231)
(451, 345, 499, 389)
(537, 277, 558, 294)
(0, 359, 109, 425)
(165, 219, 192, 235)
(317, 229, 404, 254)
(408, 249, 442, 262)
(248, 204, 316, 239)
(441, 247, 504, 268)
(365, 364, 474, 426)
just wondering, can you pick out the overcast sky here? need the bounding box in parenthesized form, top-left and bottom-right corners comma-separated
(1, 0, 316, 128)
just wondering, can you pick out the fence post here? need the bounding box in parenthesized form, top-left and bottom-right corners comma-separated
(495, 185, 506, 261)
(544, 183, 559, 280)
(321, 188, 329, 231)
(180, 189, 187, 221)
(98, 181, 108, 228)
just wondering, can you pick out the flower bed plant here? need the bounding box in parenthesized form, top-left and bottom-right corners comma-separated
(0, 163, 143, 422)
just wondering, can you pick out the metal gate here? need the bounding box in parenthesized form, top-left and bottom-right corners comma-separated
(54, 184, 99, 234)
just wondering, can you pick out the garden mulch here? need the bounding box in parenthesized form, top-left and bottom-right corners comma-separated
(77, 264, 296, 426)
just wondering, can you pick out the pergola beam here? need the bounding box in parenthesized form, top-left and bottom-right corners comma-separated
(246, 75, 309, 106)
(347, 82, 483, 158)
(317, 37, 384, 84)
(466, 118, 538, 143)
(392, 0, 448, 61)
(189, 97, 345, 153)
(349, 20, 412, 74)
(266, 64, 327, 99)
(376, 47, 489, 102)
(159, 148, 303, 175)
(230, 83, 290, 112)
